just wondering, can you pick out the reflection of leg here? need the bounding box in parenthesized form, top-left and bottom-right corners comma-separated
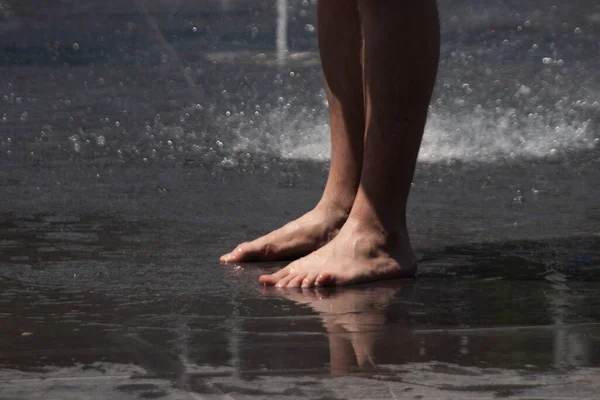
(327, 322, 356, 376)
(351, 332, 378, 368)
(221, 0, 364, 264)
(260, 0, 440, 287)
(275, 285, 398, 375)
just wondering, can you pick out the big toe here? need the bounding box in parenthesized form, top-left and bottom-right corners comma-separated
(221, 239, 286, 263)
(220, 247, 243, 263)
(258, 274, 279, 286)
(220, 242, 260, 263)
(259, 268, 288, 286)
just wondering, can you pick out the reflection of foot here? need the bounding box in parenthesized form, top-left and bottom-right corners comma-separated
(258, 218, 417, 287)
(220, 201, 349, 263)
(277, 284, 398, 332)
(275, 284, 399, 375)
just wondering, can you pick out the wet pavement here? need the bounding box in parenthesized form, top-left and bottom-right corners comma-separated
(0, 164, 599, 399)
(2, 0, 600, 398)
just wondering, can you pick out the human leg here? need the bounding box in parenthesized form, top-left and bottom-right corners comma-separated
(221, 0, 365, 263)
(259, 0, 440, 286)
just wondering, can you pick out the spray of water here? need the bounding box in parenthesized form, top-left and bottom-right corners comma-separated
(218, 105, 597, 165)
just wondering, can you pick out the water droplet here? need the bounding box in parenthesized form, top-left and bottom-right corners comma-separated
(216, 140, 224, 147)
(220, 158, 235, 168)
(251, 26, 259, 37)
(524, 20, 532, 27)
(225, 111, 231, 117)
(512, 190, 525, 204)
(304, 24, 315, 33)
(20, 111, 28, 122)
(574, 27, 582, 34)
(192, 26, 198, 33)
(115, 121, 120, 127)
(542, 57, 553, 64)
(518, 85, 532, 95)
(72, 42, 80, 51)
(167, 140, 173, 146)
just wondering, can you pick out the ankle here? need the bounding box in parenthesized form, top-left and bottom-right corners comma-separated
(316, 196, 353, 220)
(344, 215, 410, 247)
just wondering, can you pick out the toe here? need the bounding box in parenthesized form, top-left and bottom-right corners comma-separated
(258, 267, 289, 286)
(222, 239, 286, 263)
(301, 272, 319, 288)
(220, 242, 251, 263)
(286, 274, 308, 288)
(274, 273, 296, 288)
(219, 251, 234, 263)
(315, 272, 336, 287)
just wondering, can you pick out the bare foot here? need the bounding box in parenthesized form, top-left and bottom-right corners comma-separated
(220, 201, 350, 263)
(258, 218, 417, 287)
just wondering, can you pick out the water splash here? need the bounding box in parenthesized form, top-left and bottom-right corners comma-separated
(221, 105, 596, 164)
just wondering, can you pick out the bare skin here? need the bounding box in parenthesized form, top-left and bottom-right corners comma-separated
(224, 0, 440, 287)
(221, 0, 365, 263)
(258, 0, 440, 287)
(220, 200, 348, 263)
(258, 217, 417, 286)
